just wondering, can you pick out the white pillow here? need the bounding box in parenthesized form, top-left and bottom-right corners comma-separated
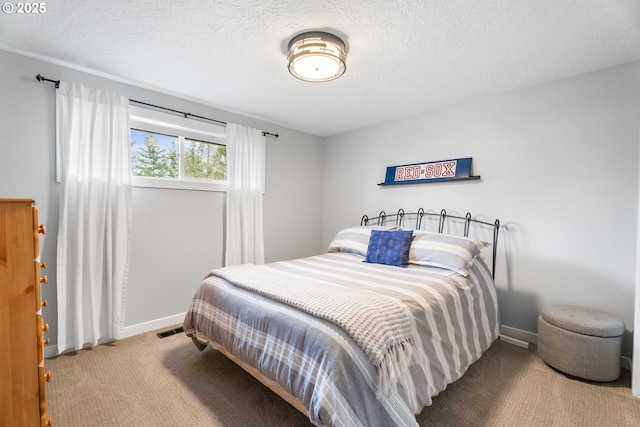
(409, 230, 489, 276)
(327, 226, 389, 257)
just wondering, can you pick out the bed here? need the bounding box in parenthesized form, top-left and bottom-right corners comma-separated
(183, 208, 500, 427)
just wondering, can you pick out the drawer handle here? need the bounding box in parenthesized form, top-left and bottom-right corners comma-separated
(38, 224, 46, 235)
(41, 261, 47, 269)
(43, 419, 53, 427)
(40, 276, 47, 284)
(43, 371, 52, 382)
(43, 338, 50, 345)
(42, 323, 49, 332)
(42, 300, 48, 307)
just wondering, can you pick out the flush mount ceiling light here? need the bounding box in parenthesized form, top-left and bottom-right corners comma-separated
(287, 31, 347, 83)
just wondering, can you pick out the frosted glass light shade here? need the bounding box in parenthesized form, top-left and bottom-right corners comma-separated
(287, 31, 347, 82)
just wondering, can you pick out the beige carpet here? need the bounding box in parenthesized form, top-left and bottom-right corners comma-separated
(45, 327, 640, 427)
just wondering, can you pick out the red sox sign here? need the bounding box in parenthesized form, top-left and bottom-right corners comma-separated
(381, 157, 474, 185)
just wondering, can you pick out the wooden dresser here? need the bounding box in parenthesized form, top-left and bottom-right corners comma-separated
(0, 199, 52, 427)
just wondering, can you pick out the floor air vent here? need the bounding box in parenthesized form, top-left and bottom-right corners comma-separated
(156, 326, 184, 339)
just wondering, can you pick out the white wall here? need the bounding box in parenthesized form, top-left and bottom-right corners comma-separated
(0, 49, 324, 352)
(323, 61, 640, 357)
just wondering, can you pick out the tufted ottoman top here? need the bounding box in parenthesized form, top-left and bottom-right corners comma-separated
(541, 305, 625, 338)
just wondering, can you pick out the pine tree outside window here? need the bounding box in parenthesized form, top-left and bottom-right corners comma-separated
(129, 106, 227, 192)
(131, 130, 179, 179)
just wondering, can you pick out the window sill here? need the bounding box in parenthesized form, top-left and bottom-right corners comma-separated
(132, 176, 227, 192)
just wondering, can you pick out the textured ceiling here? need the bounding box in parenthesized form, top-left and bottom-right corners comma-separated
(1, 0, 639, 137)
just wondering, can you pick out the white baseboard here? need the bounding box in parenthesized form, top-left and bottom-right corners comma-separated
(499, 334, 529, 349)
(44, 313, 186, 359)
(122, 312, 186, 338)
(500, 325, 538, 345)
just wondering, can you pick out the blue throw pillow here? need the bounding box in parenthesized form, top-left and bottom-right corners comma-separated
(365, 229, 414, 267)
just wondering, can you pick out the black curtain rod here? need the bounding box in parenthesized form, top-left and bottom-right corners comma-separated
(36, 74, 279, 138)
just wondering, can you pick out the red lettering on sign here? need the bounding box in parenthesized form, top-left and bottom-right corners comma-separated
(390, 159, 464, 183)
(425, 164, 434, 178)
(395, 167, 404, 180)
(394, 161, 457, 182)
(443, 161, 455, 176)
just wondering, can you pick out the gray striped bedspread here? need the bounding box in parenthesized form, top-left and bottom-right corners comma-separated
(183, 252, 499, 427)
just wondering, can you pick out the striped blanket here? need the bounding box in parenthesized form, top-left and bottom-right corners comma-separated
(208, 263, 426, 397)
(184, 253, 499, 427)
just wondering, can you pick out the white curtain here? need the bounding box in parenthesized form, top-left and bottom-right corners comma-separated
(56, 82, 132, 353)
(225, 123, 266, 266)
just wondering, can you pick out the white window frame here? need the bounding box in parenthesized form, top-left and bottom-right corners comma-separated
(129, 105, 228, 192)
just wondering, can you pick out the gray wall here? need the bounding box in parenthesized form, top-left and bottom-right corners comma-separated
(322, 61, 640, 357)
(0, 49, 324, 352)
(3, 47, 639, 359)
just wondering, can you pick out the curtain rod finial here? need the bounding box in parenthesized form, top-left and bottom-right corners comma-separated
(36, 73, 60, 88)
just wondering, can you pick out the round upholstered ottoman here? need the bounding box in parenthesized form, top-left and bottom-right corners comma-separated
(537, 305, 625, 382)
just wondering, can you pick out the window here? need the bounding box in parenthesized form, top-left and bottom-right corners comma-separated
(129, 106, 227, 191)
(131, 129, 179, 179)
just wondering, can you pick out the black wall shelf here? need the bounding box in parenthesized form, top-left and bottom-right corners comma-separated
(378, 175, 481, 186)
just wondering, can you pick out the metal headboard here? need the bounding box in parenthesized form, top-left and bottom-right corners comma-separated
(360, 208, 500, 279)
